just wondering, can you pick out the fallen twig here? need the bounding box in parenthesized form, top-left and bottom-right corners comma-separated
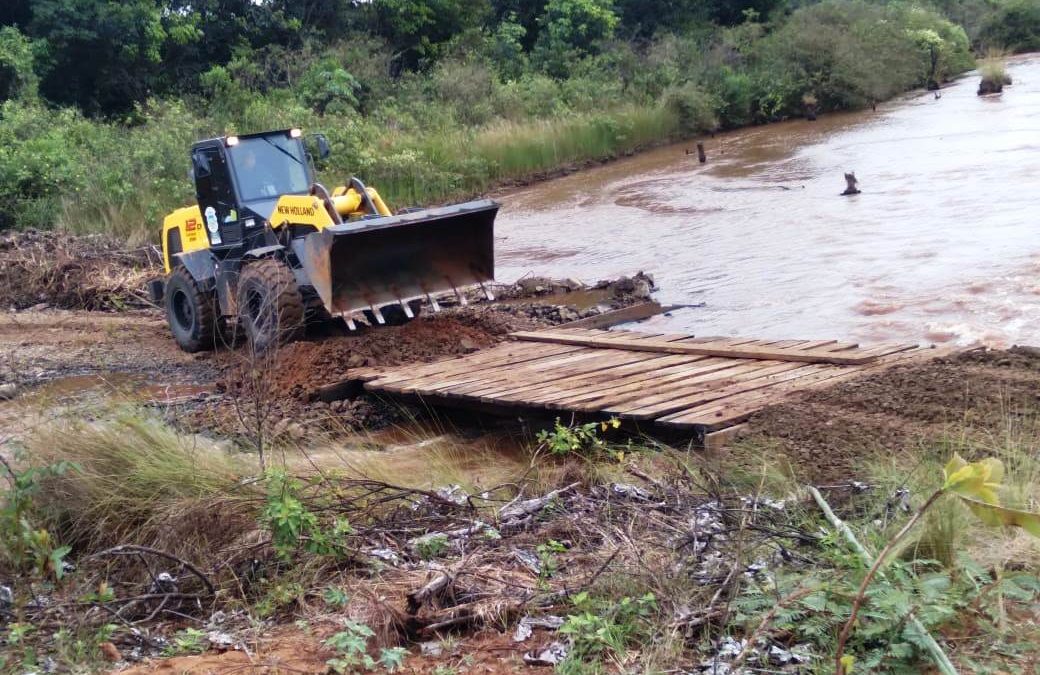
(91, 544, 216, 595)
(808, 486, 957, 675)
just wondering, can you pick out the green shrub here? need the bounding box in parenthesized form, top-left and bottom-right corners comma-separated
(980, 0, 1040, 52)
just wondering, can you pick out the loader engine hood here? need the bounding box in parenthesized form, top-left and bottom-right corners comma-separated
(296, 199, 498, 316)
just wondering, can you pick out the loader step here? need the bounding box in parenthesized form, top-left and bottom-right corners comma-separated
(348, 327, 949, 442)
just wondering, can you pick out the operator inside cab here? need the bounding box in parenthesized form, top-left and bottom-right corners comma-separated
(227, 135, 310, 202)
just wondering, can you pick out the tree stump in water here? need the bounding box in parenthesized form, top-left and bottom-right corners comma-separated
(696, 142, 706, 163)
(978, 79, 1003, 95)
(841, 172, 860, 196)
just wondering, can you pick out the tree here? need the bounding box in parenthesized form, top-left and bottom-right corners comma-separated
(0, 27, 35, 102)
(490, 12, 528, 79)
(533, 0, 619, 78)
(372, 0, 491, 71)
(159, 0, 304, 95)
(710, 0, 787, 26)
(613, 0, 710, 39)
(29, 0, 166, 116)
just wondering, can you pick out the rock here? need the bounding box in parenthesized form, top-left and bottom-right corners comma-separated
(346, 353, 367, 368)
(287, 423, 307, 440)
(517, 276, 553, 295)
(459, 337, 479, 352)
(0, 383, 18, 400)
(420, 641, 443, 657)
(0, 585, 12, 609)
(561, 278, 585, 291)
(207, 631, 235, 650)
(557, 307, 579, 322)
(632, 279, 652, 299)
(28, 302, 50, 312)
(523, 642, 569, 666)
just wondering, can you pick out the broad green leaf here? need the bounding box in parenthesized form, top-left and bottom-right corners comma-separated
(958, 496, 1040, 537)
(942, 454, 1003, 504)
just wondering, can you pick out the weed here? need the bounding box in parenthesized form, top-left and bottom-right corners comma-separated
(0, 452, 77, 580)
(163, 628, 208, 656)
(415, 534, 449, 561)
(536, 539, 567, 581)
(255, 580, 305, 618)
(324, 621, 406, 672)
(536, 417, 620, 458)
(557, 591, 658, 671)
(323, 586, 350, 608)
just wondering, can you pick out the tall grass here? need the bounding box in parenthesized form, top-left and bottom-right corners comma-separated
(28, 412, 259, 556)
(356, 104, 680, 209)
(471, 106, 679, 180)
(977, 50, 1011, 94)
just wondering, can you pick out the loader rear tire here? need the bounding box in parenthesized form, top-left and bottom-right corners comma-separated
(237, 258, 304, 353)
(165, 267, 218, 353)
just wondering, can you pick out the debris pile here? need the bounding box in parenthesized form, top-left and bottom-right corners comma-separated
(0, 229, 159, 311)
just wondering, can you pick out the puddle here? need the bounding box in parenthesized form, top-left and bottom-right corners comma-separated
(16, 372, 213, 406)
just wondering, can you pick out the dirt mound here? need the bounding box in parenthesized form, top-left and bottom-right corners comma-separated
(220, 315, 504, 402)
(738, 348, 1040, 483)
(0, 230, 159, 311)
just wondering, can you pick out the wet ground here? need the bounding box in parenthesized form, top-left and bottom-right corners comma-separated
(495, 54, 1040, 348)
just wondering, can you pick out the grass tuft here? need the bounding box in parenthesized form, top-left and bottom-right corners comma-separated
(27, 412, 259, 557)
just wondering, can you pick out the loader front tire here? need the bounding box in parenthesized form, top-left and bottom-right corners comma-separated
(165, 266, 218, 353)
(237, 258, 304, 353)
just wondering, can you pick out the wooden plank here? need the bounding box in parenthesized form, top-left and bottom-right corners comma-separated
(657, 348, 937, 429)
(534, 358, 748, 409)
(365, 343, 581, 387)
(511, 331, 885, 365)
(447, 350, 669, 399)
(607, 362, 818, 419)
(553, 302, 668, 330)
(492, 355, 730, 406)
(704, 424, 749, 451)
(459, 352, 683, 400)
(376, 347, 608, 394)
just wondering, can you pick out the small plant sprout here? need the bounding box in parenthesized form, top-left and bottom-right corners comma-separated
(322, 586, 350, 608)
(832, 454, 1040, 674)
(164, 628, 207, 656)
(325, 621, 407, 672)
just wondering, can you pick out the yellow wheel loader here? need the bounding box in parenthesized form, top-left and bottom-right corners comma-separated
(150, 128, 498, 352)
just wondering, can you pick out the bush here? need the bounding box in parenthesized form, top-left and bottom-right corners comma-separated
(663, 83, 717, 135)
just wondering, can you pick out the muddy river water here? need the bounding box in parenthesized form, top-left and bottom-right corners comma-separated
(496, 54, 1040, 347)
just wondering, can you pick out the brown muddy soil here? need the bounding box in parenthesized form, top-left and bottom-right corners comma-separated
(0, 266, 651, 441)
(735, 347, 1040, 483)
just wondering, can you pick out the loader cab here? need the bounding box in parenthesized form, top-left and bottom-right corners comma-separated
(190, 128, 320, 251)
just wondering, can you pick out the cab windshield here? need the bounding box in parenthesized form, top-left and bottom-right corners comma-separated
(227, 135, 310, 202)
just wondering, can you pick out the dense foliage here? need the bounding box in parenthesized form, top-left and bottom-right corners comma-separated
(0, 0, 1033, 239)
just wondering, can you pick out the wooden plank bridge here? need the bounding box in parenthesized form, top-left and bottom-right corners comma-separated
(350, 327, 942, 436)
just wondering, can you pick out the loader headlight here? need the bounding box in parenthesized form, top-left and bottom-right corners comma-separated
(225, 135, 239, 147)
(289, 128, 302, 138)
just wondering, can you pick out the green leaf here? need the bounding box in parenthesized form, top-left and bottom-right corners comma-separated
(942, 454, 1003, 504)
(958, 497, 1040, 537)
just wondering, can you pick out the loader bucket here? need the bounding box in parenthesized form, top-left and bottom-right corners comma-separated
(297, 199, 498, 318)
